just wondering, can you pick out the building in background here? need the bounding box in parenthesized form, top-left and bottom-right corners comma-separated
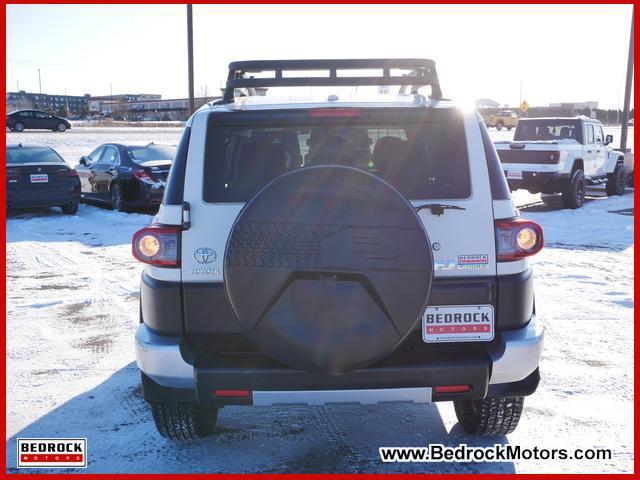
(6, 91, 91, 115)
(97, 96, 220, 121)
(6, 91, 163, 118)
(548, 101, 599, 117)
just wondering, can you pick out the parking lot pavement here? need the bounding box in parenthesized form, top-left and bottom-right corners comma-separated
(5, 128, 634, 474)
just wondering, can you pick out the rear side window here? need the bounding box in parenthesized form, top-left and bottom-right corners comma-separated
(163, 127, 191, 205)
(6, 147, 65, 164)
(203, 109, 470, 202)
(479, 122, 510, 200)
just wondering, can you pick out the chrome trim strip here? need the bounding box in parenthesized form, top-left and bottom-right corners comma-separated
(252, 388, 432, 406)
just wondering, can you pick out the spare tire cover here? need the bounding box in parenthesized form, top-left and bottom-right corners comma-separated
(224, 165, 433, 373)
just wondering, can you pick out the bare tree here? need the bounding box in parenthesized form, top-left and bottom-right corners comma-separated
(198, 83, 210, 102)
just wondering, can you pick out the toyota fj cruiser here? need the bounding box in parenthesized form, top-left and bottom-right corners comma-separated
(133, 59, 544, 440)
(495, 116, 627, 209)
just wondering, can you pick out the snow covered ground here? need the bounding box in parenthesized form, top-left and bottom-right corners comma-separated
(5, 128, 634, 473)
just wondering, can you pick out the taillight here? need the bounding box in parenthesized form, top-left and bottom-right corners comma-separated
(309, 108, 361, 117)
(132, 226, 180, 267)
(495, 218, 544, 261)
(58, 168, 78, 177)
(133, 170, 157, 183)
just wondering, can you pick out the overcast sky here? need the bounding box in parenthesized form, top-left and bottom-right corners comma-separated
(6, 4, 634, 108)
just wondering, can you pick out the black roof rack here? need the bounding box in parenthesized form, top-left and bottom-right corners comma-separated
(222, 59, 442, 102)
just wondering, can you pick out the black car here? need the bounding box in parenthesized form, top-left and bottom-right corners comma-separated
(6, 144, 80, 214)
(75, 143, 176, 211)
(7, 110, 72, 132)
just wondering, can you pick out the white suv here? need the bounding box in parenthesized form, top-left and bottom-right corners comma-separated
(132, 59, 544, 440)
(495, 116, 627, 208)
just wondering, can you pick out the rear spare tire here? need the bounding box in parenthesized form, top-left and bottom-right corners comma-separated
(224, 166, 433, 373)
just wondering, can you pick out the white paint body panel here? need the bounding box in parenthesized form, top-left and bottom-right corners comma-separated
(178, 109, 499, 282)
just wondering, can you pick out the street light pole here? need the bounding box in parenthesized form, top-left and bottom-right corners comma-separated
(187, 4, 195, 116)
(620, 11, 634, 152)
(38, 68, 42, 94)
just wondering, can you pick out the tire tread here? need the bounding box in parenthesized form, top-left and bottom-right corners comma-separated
(150, 403, 218, 440)
(455, 397, 524, 436)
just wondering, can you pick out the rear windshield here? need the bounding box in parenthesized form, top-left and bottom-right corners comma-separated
(203, 109, 470, 202)
(127, 145, 176, 163)
(6, 147, 65, 164)
(514, 119, 582, 143)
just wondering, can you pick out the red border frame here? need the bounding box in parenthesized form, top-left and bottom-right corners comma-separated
(2, 2, 637, 478)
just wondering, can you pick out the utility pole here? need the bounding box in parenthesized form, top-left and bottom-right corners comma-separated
(620, 11, 634, 152)
(519, 81, 523, 106)
(187, 4, 195, 116)
(110, 83, 113, 114)
(16, 80, 19, 91)
(38, 68, 42, 94)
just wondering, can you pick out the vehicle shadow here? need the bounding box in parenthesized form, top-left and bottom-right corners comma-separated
(6, 362, 515, 474)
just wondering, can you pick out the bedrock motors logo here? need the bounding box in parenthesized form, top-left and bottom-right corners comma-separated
(17, 438, 87, 468)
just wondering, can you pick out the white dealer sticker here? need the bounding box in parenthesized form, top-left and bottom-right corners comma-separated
(506, 171, 523, 180)
(457, 254, 489, 269)
(30, 174, 49, 183)
(423, 305, 494, 343)
(17, 438, 87, 468)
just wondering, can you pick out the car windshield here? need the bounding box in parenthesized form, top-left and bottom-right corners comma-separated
(203, 108, 470, 202)
(6, 147, 65, 164)
(514, 120, 582, 143)
(127, 145, 176, 163)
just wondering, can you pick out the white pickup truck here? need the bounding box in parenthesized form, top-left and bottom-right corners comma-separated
(495, 116, 628, 208)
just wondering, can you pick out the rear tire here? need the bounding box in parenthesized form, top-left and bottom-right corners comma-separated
(605, 164, 627, 196)
(454, 397, 524, 436)
(14, 122, 25, 132)
(110, 183, 126, 211)
(561, 168, 585, 209)
(150, 403, 218, 440)
(61, 200, 79, 215)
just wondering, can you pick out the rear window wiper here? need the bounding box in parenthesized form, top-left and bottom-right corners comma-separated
(414, 203, 466, 216)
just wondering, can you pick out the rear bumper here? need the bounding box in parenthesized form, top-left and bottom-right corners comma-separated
(135, 316, 544, 405)
(503, 169, 569, 192)
(7, 192, 79, 209)
(130, 182, 165, 207)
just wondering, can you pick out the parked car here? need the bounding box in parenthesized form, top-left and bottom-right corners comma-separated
(75, 143, 176, 211)
(485, 110, 519, 131)
(132, 59, 545, 440)
(6, 144, 80, 214)
(494, 116, 627, 208)
(6, 110, 71, 132)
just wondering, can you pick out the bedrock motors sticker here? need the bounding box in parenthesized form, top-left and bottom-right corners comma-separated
(17, 438, 87, 468)
(423, 305, 494, 343)
(458, 254, 489, 269)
